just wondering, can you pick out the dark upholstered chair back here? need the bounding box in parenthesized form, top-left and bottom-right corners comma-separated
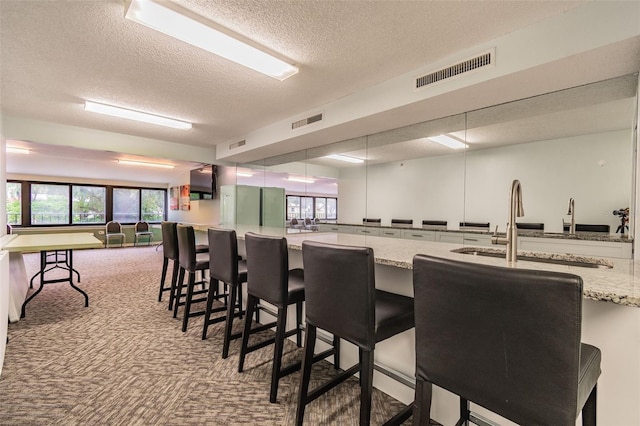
(161, 221, 178, 260)
(208, 228, 239, 284)
(176, 224, 196, 272)
(135, 221, 150, 232)
(302, 240, 376, 350)
(106, 220, 122, 233)
(413, 254, 586, 425)
(245, 232, 289, 308)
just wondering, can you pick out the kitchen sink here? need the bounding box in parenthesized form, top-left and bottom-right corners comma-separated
(451, 247, 613, 269)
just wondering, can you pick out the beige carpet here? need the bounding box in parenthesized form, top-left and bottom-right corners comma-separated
(0, 246, 412, 425)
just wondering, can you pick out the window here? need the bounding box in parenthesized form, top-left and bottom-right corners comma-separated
(72, 186, 106, 224)
(30, 184, 69, 225)
(287, 196, 301, 219)
(301, 197, 314, 219)
(141, 189, 165, 222)
(286, 195, 337, 220)
(6, 182, 21, 225)
(113, 188, 140, 223)
(315, 197, 326, 219)
(326, 198, 337, 220)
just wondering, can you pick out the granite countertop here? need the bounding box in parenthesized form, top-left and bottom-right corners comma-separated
(199, 225, 639, 308)
(317, 222, 633, 243)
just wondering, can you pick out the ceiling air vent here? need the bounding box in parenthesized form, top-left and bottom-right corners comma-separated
(292, 113, 323, 130)
(416, 49, 494, 90)
(229, 140, 246, 150)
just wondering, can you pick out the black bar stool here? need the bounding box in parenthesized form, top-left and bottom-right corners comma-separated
(409, 254, 601, 426)
(202, 228, 247, 359)
(238, 232, 340, 403)
(159, 221, 208, 310)
(173, 224, 210, 332)
(296, 240, 414, 426)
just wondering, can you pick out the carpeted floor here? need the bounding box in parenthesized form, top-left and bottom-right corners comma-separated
(0, 246, 411, 425)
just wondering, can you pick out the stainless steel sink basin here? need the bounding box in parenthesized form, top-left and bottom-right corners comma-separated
(451, 247, 613, 269)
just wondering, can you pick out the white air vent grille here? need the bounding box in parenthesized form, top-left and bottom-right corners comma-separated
(416, 50, 493, 89)
(229, 140, 246, 150)
(292, 113, 323, 130)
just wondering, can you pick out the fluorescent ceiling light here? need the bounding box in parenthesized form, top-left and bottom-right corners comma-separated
(236, 172, 254, 177)
(427, 134, 467, 150)
(6, 147, 30, 155)
(286, 177, 315, 184)
(85, 101, 192, 130)
(117, 159, 175, 169)
(325, 154, 364, 164)
(125, 0, 298, 81)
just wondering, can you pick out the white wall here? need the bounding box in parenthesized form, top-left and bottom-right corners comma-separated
(341, 129, 632, 233)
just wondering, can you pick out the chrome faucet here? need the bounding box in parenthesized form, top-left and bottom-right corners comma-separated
(491, 179, 525, 262)
(567, 197, 576, 234)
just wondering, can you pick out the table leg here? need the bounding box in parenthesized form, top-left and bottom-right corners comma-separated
(21, 251, 47, 318)
(67, 250, 89, 307)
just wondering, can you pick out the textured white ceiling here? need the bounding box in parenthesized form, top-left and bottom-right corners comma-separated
(1, 0, 586, 149)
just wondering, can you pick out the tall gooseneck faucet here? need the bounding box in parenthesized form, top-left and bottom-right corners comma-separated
(567, 197, 576, 234)
(492, 179, 525, 262)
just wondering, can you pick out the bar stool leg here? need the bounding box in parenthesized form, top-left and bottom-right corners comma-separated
(173, 267, 186, 318)
(582, 385, 597, 426)
(222, 284, 238, 359)
(202, 278, 220, 340)
(168, 261, 180, 310)
(296, 324, 317, 426)
(270, 305, 287, 403)
(296, 301, 303, 347)
(238, 294, 258, 372)
(159, 257, 169, 302)
(181, 271, 196, 332)
(412, 379, 433, 426)
(360, 349, 374, 426)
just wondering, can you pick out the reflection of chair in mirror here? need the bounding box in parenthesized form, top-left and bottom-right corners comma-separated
(422, 220, 447, 230)
(6, 224, 12, 234)
(408, 254, 601, 426)
(134, 221, 154, 246)
(105, 221, 126, 248)
(391, 218, 413, 228)
(362, 218, 381, 226)
(516, 222, 544, 232)
(303, 217, 318, 231)
(459, 221, 490, 231)
(563, 223, 611, 234)
(290, 218, 301, 229)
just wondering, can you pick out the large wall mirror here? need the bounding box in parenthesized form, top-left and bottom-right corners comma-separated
(222, 73, 637, 241)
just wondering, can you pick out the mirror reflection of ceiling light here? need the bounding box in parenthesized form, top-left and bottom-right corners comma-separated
(325, 154, 364, 163)
(124, 0, 298, 81)
(236, 172, 254, 177)
(427, 134, 468, 149)
(286, 177, 315, 184)
(85, 101, 192, 130)
(117, 159, 175, 169)
(6, 147, 30, 154)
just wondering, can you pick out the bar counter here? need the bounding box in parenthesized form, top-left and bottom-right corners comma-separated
(193, 225, 640, 424)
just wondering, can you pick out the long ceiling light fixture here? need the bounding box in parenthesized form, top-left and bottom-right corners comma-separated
(236, 172, 254, 177)
(325, 154, 364, 164)
(6, 147, 30, 155)
(427, 134, 468, 150)
(286, 177, 315, 184)
(124, 0, 299, 81)
(85, 101, 192, 130)
(117, 159, 175, 169)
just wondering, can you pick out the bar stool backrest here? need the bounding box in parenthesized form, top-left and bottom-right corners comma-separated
(244, 232, 289, 308)
(302, 240, 376, 350)
(413, 254, 584, 425)
(208, 228, 239, 284)
(161, 221, 178, 260)
(176, 224, 196, 272)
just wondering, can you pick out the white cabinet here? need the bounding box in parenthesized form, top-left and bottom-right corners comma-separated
(380, 229, 402, 238)
(355, 227, 381, 236)
(317, 224, 354, 234)
(402, 229, 436, 241)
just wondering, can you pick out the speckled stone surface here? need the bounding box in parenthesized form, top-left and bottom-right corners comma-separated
(199, 225, 639, 308)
